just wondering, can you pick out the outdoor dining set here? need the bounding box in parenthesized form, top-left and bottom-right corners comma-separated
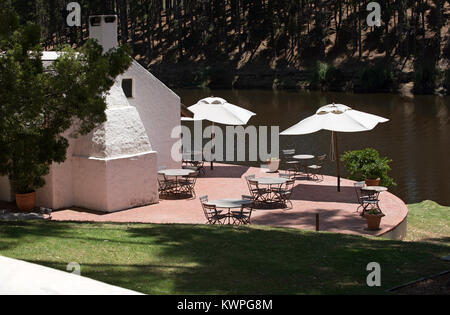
(198, 173, 298, 226)
(158, 146, 390, 227)
(157, 149, 330, 226)
(354, 182, 388, 216)
(157, 167, 199, 198)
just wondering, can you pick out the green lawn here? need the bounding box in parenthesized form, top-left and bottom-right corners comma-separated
(0, 217, 448, 294)
(405, 200, 450, 244)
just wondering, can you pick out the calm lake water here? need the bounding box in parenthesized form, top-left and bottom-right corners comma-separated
(177, 89, 450, 206)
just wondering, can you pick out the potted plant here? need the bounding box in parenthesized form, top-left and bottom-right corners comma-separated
(266, 157, 281, 173)
(364, 208, 385, 230)
(341, 148, 395, 187)
(363, 160, 386, 186)
(9, 162, 47, 212)
(15, 192, 36, 212)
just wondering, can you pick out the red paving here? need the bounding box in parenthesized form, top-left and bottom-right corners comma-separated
(52, 163, 408, 237)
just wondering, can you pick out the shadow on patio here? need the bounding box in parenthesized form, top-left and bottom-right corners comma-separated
(203, 164, 250, 178)
(291, 183, 358, 204)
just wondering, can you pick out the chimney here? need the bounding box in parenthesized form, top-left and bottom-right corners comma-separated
(89, 15, 118, 52)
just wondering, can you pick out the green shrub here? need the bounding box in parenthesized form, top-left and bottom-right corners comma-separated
(309, 61, 328, 87)
(341, 148, 396, 187)
(358, 66, 396, 93)
(309, 61, 344, 91)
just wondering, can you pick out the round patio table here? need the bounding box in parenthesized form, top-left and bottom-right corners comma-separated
(254, 177, 288, 185)
(206, 199, 253, 224)
(293, 154, 315, 178)
(158, 168, 194, 177)
(362, 186, 388, 193)
(158, 169, 195, 197)
(293, 154, 315, 160)
(253, 177, 288, 205)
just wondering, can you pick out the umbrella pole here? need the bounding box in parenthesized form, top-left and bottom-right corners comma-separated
(210, 122, 214, 170)
(333, 131, 341, 192)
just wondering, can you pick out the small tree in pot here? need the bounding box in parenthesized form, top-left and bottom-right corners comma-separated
(0, 7, 132, 211)
(341, 148, 395, 187)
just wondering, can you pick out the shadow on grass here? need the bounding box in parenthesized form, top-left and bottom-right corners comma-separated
(1, 221, 448, 294)
(408, 237, 450, 247)
(0, 221, 70, 251)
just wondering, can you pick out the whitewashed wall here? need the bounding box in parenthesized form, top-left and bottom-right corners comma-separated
(120, 61, 182, 169)
(0, 69, 181, 212)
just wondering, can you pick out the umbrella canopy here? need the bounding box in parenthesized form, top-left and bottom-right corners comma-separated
(181, 117, 204, 121)
(280, 104, 389, 191)
(188, 97, 256, 125)
(280, 104, 389, 135)
(187, 97, 256, 170)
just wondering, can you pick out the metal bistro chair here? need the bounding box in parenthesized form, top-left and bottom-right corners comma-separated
(245, 175, 256, 192)
(281, 149, 301, 176)
(231, 195, 254, 225)
(307, 154, 327, 181)
(182, 160, 206, 176)
(273, 178, 296, 209)
(359, 187, 382, 216)
(245, 175, 266, 203)
(180, 171, 199, 197)
(200, 196, 227, 225)
(248, 179, 269, 205)
(353, 181, 374, 214)
(157, 166, 174, 195)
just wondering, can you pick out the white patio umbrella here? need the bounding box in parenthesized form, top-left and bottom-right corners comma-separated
(280, 103, 389, 191)
(188, 97, 256, 169)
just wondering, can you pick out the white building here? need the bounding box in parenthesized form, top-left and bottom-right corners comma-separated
(0, 15, 181, 212)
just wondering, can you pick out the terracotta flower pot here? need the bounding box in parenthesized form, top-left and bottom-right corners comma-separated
(365, 213, 385, 230)
(15, 192, 36, 212)
(365, 178, 380, 186)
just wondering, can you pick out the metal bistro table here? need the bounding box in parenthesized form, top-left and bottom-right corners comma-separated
(293, 154, 315, 178)
(360, 186, 388, 215)
(158, 168, 195, 198)
(206, 198, 253, 225)
(253, 177, 288, 206)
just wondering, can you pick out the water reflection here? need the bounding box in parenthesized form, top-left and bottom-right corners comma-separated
(177, 88, 450, 205)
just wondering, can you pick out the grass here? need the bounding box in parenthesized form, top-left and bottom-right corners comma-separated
(405, 200, 450, 244)
(0, 218, 448, 295)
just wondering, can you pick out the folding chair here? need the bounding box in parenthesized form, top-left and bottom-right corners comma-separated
(231, 195, 254, 225)
(200, 196, 227, 224)
(307, 154, 327, 181)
